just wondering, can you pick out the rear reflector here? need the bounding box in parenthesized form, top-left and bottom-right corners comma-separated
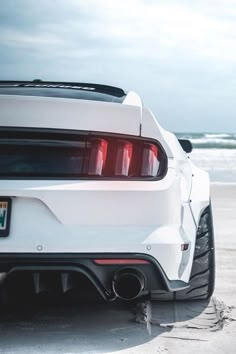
(181, 244, 189, 251)
(93, 259, 150, 265)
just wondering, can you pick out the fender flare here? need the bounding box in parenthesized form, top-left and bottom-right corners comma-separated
(189, 162, 210, 227)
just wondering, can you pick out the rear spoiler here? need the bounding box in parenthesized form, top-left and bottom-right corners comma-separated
(0, 80, 126, 98)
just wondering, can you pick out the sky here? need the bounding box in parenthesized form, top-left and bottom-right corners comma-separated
(0, 0, 236, 133)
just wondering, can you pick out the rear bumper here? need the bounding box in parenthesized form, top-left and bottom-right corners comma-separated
(0, 253, 189, 300)
(0, 168, 197, 284)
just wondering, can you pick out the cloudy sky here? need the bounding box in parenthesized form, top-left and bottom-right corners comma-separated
(0, 0, 235, 132)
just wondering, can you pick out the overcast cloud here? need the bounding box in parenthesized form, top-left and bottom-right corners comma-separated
(0, 0, 235, 132)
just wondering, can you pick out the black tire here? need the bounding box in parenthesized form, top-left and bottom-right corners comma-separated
(151, 204, 215, 301)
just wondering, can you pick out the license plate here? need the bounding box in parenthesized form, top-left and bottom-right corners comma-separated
(0, 198, 12, 237)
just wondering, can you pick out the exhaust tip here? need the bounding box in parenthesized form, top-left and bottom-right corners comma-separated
(112, 268, 145, 301)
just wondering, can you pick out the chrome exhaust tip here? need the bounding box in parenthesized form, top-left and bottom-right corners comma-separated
(112, 268, 145, 301)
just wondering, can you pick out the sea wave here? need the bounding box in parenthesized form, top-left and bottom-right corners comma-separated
(190, 138, 236, 149)
(204, 133, 232, 138)
(190, 148, 236, 182)
(176, 132, 236, 149)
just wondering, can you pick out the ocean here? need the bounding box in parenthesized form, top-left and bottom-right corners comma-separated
(175, 133, 236, 183)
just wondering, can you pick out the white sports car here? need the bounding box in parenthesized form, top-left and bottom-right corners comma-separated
(0, 80, 215, 302)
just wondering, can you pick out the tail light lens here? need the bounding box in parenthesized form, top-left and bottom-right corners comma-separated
(83, 134, 167, 179)
(141, 143, 160, 177)
(115, 141, 133, 176)
(88, 139, 108, 176)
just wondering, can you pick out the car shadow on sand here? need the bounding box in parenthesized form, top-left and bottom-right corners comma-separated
(0, 281, 221, 354)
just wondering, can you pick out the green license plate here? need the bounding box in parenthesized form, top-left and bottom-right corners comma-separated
(0, 198, 12, 237)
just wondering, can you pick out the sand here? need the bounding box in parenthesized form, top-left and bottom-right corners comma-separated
(0, 184, 235, 353)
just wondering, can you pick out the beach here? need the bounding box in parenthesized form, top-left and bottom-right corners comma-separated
(211, 184, 236, 305)
(0, 182, 235, 353)
(0, 0, 234, 351)
(177, 132, 236, 182)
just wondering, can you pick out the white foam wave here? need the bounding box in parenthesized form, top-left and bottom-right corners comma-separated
(190, 138, 236, 147)
(204, 133, 231, 139)
(190, 148, 236, 182)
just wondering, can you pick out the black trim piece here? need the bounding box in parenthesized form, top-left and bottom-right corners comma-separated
(0, 253, 188, 293)
(5, 265, 109, 300)
(0, 127, 168, 181)
(0, 198, 12, 237)
(0, 80, 126, 98)
(178, 139, 193, 153)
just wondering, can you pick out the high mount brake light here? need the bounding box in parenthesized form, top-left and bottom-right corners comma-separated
(83, 135, 166, 179)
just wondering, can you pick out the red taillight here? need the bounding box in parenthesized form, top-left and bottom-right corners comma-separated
(115, 141, 133, 176)
(93, 259, 150, 265)
(82, 135, 165, 179)
(141, 143, 160, 177)
(88, 139, 108, 176)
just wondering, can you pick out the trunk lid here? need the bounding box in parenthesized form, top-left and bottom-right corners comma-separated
(0, 95, 141, 135)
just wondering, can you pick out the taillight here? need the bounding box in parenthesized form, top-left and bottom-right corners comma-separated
(141, 143, 160, 177)
(82, 135, 166, 179)
(0, 130, 167, 180)
(115, 141, 133, 176)
(88, 139, 108, 176)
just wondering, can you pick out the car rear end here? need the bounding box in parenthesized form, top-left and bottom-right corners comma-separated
(0, 82, 197, 301)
